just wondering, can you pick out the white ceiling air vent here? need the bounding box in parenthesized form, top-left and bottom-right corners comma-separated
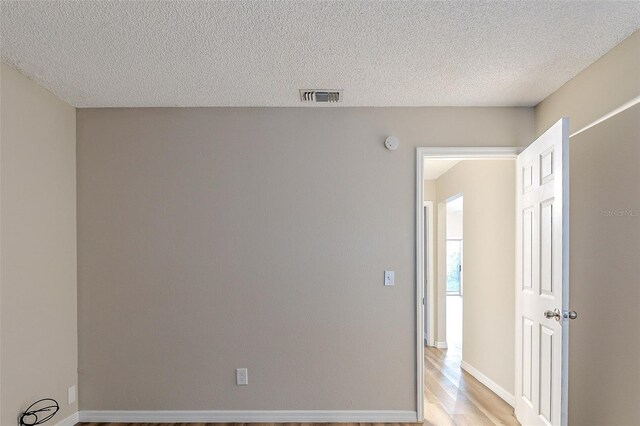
(300, 89, 342, 103)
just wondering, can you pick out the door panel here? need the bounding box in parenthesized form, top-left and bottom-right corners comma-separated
(522, 317, 534, 403)
(539, 324, 554, 423)
(522, 208, 534, 290)
(540, 200, 554, 295)
(516, 118, 569, 426)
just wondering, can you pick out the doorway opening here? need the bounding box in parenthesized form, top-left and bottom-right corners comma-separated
(445, 195, 463, 355)
(418, 119, 572, 425)
(416, 147, 519, 422)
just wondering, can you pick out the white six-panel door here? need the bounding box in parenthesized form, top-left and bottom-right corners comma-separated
(516, 118, 569, 426)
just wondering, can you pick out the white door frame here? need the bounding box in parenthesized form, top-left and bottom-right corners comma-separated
(423, 200, 434, 346)
(415, 147, 519, 421)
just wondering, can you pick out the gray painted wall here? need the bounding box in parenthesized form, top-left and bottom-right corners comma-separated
(567, 104, 640, 425)
(76, 107, 533, 410)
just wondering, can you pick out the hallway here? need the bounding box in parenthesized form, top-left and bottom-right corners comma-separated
(423, 346, 519, 426)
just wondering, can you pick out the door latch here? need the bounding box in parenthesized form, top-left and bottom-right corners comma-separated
(544, 308, 578, 321)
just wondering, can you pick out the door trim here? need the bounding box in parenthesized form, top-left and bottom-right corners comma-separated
(415, 147, 519, 421)
(424, 200, 435, 347)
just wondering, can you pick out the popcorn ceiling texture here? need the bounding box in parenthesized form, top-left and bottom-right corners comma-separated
(1, 0, 639, 108)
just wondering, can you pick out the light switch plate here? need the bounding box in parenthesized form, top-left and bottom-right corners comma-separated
(236, 368, 248, 385)
(384, 270, 395, 286)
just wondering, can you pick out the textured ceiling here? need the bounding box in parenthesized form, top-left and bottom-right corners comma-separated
(2, 1, 639, 108)
(424, 159, 461, 180)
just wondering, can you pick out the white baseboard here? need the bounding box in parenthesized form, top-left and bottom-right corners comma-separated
(461, 360, 515, 407)
(79, 410, 418, 423)
(55, 411, 79, 426)
(434, 340, 448, 349)
(424, 332, 437, 348)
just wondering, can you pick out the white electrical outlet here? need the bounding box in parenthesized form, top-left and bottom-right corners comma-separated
(68, 385, 77, 404)
(384, 270, 395, 286)
(236, 368, 248, 385)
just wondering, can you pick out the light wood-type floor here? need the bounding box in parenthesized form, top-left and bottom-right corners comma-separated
(422, 296, 518, 425)
(423, 346, 519, 425)
(79, 345, 518, 426)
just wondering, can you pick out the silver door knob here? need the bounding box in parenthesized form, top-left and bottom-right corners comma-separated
(544, 309, 562, 321)
(544, 308, 578, 321)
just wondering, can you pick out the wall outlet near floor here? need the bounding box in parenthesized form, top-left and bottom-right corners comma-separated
(236, 368, 248, 385)
(68, 385, 77, 404)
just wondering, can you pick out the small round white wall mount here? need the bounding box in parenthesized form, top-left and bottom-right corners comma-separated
(384, 136, 400, 151)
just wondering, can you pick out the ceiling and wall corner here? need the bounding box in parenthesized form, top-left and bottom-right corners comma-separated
(1, 1, 639, 108)
(532, 27, 640, 425)
(534, 29, 640, 136)
(423, 159, 462, 180)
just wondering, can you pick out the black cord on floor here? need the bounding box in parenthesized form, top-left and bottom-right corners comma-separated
(18, 399, 59, 426)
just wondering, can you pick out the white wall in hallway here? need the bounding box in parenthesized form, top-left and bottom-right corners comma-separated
(435, 160, 516, 396)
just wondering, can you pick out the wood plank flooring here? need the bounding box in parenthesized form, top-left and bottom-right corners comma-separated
(423, 346, 519, 426)
(79, 346, 518, 426)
